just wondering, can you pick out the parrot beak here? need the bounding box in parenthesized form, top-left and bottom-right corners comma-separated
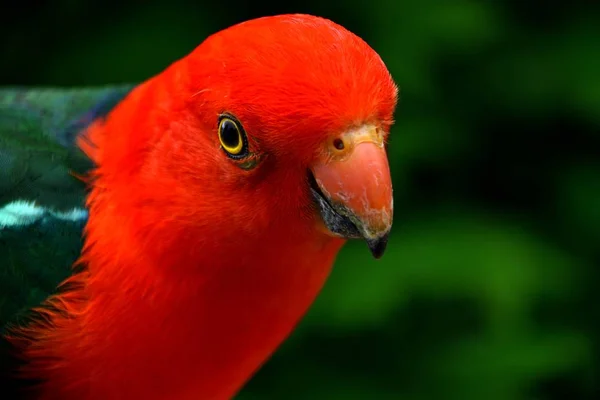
(309, 124, 393, 259)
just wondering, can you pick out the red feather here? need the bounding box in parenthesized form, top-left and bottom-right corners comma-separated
(7, 14, 397, 399)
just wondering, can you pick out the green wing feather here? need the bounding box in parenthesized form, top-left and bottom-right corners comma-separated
(0, 85, 133, 331)
(0, 86, 133, 212)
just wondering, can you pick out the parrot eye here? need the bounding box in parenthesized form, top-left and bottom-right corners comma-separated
(218, 115, 248, 158)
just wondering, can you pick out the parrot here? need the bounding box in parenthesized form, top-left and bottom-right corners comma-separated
(0, 13, 398, 400)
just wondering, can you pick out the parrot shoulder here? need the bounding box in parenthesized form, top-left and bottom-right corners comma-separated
(0, 85, 133, 331)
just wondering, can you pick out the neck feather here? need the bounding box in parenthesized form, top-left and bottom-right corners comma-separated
(13, 205, 344, 399)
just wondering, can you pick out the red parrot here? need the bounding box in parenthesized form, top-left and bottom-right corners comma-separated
(0, 13, 397, 399)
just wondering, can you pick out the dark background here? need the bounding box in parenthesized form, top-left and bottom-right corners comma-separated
(2, 1, 598, 399)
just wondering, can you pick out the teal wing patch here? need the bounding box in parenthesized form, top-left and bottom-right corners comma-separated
(0, 85, 133, 331)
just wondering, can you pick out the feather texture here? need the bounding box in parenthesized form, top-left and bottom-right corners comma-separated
(0, 86, 132, 397)
(1, 14, 397, 400)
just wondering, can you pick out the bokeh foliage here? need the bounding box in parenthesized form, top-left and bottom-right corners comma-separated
(1, 1, 598, 398)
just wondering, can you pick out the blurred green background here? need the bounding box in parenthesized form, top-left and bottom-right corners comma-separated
(2, 1, 598, 399)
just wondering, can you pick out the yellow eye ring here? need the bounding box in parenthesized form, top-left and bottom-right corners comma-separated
(218, 116, 247, 158)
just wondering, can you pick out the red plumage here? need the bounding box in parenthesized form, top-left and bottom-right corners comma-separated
(8, 14, 397, 399)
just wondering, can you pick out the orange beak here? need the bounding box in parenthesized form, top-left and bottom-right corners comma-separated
(309, 124, 393, 258)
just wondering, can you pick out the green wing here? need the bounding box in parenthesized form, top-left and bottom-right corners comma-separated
(0, 85, 133, 331)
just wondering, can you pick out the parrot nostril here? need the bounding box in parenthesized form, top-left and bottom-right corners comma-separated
(333, 138, 345, 150)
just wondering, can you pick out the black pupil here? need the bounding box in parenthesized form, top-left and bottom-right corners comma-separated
(221, 120, 240, 149)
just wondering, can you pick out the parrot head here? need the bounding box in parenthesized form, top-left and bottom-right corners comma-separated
(85, 14, 397, 272)
(183, 14, 397, 257)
